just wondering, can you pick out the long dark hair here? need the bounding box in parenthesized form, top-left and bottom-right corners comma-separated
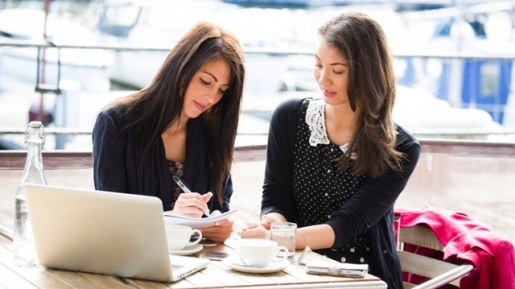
(318, 11, 403, 178)
(111, 21, 245, 205)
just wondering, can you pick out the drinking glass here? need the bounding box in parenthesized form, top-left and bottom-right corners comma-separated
(270, 222, 297, 259)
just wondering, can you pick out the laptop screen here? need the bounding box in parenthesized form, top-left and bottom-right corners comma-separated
(24, 184, 208, 282)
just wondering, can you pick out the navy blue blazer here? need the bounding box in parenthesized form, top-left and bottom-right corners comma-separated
(92, 106, 233, 212)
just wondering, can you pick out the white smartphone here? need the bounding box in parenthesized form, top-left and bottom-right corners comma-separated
(305, 261, 368, 278)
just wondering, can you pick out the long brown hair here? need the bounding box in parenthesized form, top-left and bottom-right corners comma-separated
(318, 11, 403, 178)
(110, 21, 245, 205)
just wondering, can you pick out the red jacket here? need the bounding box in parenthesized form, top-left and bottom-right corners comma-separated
(395, 207, 515, 289)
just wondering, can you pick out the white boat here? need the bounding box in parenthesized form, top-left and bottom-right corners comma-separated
(280, 5, 515, 126)
(401, 8, 515, 125)
(240, 86, 504, 139)
(95, 0, 301, 94)
(392, 85, 503, 137)
(0, 8, 113, 92)
(273, 5, 420, 93)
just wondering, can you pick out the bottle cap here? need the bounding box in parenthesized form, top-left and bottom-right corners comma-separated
(29, 121, 43, 128)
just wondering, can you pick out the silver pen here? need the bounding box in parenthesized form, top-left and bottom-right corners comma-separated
(173, 175, 192, 194)
(172, 175, 210, 216)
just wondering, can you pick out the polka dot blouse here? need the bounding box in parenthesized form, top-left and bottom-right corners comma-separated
(293, 98, 372, 266)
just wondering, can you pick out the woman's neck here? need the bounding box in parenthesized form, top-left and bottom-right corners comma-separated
(162, 119, 188, 163)
(324, 103, 358, 145)
(168, 118, 187, 134)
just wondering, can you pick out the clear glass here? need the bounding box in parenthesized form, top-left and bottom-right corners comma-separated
(270, 222, 297, 259)
(13, 121, 47, 267)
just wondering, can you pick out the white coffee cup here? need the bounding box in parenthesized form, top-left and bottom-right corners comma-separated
(165, 224, 202, 251)
(236, 239, 289, 268)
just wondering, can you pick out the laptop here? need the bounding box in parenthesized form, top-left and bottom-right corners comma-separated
(23, 184, 209, 282)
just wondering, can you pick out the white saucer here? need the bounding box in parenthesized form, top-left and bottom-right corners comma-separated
(222, 256, 290, 273)
(169, 244, 203, 256)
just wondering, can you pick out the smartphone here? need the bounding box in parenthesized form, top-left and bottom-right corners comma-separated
(199, 238, 217, 247)
(306, 267, 367, 278)
(305, 261, 368, 278)
(202, 251, 230, 261)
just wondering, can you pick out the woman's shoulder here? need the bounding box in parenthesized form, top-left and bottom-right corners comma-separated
(272, 97, 319, 118)
(100, 104, 128, 117)
(395, 124, 421, 155)
(97, 105, 131, 125)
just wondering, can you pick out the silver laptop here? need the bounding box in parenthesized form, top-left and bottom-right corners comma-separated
(23, 184, 209, 282)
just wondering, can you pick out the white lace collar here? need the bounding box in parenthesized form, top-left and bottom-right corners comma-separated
(305, 99, 350, 154)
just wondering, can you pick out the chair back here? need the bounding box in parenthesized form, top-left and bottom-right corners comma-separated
(398, 225, 474, 289)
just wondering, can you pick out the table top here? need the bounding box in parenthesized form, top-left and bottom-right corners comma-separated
(0, 236, 386, 289)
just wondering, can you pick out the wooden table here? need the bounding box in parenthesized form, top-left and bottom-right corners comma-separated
(0, 236, 387, 289)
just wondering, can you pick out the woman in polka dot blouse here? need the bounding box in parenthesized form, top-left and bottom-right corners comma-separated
(240, 11, 421, 289)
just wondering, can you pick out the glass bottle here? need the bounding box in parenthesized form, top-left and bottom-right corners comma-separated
(13, 121, 47, 267)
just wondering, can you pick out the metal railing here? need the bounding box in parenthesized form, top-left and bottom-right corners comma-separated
(2, 38, 515, 60)
(3, 139, 515, 169)
(1, 38, 515, 142)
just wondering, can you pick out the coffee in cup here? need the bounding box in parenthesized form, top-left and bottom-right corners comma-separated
(165, 224, 202, 251)
(236, 239, 288, 267)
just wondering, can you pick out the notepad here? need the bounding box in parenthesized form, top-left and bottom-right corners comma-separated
(164, 209, 237, 229)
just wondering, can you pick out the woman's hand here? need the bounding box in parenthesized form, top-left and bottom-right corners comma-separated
(171, 192, 213, 218)
(200, 210, 233, 243)
(238, 222, 269, 239)
(238, 214, 283, 239)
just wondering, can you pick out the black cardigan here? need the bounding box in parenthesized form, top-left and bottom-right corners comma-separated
(262, 98, 421, 289)
(92, 106, 233, 212)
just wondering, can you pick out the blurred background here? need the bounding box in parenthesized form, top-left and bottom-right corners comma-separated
(1, 0, 514, 149)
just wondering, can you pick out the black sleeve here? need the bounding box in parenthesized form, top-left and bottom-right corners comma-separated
(261, 98, 304, 221)
(327, 128, 421, 246)
(92, 109, 128, 193)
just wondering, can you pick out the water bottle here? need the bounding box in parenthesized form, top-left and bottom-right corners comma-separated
(13, 121, 47, 267)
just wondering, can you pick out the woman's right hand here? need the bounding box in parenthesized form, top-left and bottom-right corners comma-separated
(170, 192, 212, 218)
(238, 221, 269, 239)
(238, 214, 283, 239)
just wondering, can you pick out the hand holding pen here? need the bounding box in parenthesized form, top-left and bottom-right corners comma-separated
(172, 175, 211, 217)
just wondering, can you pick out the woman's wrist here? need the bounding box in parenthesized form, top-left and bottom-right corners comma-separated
(296, 230, 308, 249)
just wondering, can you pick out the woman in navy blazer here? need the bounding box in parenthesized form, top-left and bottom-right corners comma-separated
(92, 21, 245, 243)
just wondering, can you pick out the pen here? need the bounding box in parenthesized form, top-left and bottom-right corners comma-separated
(173, 175, 192, 194)
(172, 175, 210, 216)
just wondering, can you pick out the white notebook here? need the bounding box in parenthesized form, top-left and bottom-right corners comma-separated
(23, 184, 209, 282)
(164, 209, 237, 229)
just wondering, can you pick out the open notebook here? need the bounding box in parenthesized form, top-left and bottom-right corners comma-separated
(23, 184, 209, 282)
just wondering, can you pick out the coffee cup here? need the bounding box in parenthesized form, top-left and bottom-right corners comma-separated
(165, 224, 202, 251)
(236, 239, 289, 268)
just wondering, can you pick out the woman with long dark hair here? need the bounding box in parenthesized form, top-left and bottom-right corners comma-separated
(93, 21, 245, 243)
(240, 11, 420, 288)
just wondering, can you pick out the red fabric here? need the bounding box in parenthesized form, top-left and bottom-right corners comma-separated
(395, 207, 515, 289)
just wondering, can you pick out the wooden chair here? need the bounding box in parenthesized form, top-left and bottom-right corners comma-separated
(398, 225, 474, 289)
